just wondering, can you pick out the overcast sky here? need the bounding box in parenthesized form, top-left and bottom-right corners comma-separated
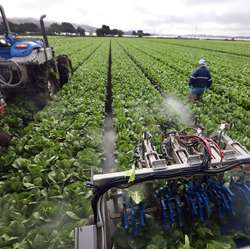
(2, 0, 250, 35)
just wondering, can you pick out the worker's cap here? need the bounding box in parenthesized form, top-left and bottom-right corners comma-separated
(198, 58, 206, 65)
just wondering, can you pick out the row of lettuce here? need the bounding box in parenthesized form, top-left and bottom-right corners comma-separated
(150, 38, 250, 57)
(117, 39, 250, 149)
(112, 42, 175, 170)
(0, 40, 109, 248)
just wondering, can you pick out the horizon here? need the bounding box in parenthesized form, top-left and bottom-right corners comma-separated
(6, 17, 250, 38)
(1, 0, 250, 36)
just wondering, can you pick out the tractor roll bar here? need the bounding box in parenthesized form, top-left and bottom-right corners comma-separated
(0, 5, 11, 34)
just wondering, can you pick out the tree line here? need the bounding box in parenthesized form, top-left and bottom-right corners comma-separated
(131, 30, 150, 37)
(0, 21, 149, 37)
(0, 22, 39, 34)
(0, 21, 86, 36)
(95, 25, 150, 37)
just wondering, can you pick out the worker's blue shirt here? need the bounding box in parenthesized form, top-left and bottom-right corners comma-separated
(189, 65, 212, 89)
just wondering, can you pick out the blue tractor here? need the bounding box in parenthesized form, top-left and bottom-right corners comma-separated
(0, 5, 72, 147)
(0, 5, 72, 110)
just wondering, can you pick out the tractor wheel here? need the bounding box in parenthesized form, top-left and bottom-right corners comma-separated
(47, 73, 59, 97)
(0, 131, 11, 147)
(33, 64, 59, 109)
(57, 55, 73, 86)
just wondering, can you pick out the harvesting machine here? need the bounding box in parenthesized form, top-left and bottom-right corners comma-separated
(76, 124, 250, 249)
(0, 5, 72, 110)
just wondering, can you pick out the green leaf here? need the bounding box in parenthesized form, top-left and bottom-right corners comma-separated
(206, 240, 232, 249)
(126, 164, 136, 183)
(1, 234, 19, 242)
(48, 170, 57, 183)
(66, 211, 80, 220)
(32, 234, 45, 249)
(178, 235, 191, 249)
(22, 176, 35, 189)
(129, 190, 143, 204)
(184, 235, 190, 249)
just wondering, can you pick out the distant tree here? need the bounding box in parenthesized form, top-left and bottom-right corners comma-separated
(8, 21, 19, 33)
(137, 30, 143, 37)
(110, 29, 118, 36)
(132, 30, 137, 36)
(48, 23, 62, 34)
(96, 28, 104, 37)
(96, 25, 123, 37)
(1, 21, 39, 34)
(110, 29, 123, 36)
(47, 22, 76, 35)
(96, 25, 109, 36)
(20, 23, 39, 33)
(117, 30, 123, 37)
(102, 25, 110, 35)
(76, 27, 85, 36)
(96, 25, 111, 36)
(60, 22, 76, 33)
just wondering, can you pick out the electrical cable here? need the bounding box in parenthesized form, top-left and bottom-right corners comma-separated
(0, 63, 13, 86)
(177, 135, 213, 160)
(97, 196, 105, 249)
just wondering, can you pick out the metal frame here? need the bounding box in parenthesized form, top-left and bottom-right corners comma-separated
(92, 153, 250, 189)
(75, 129, 250, 249)
(10, 48, 53, 64)
(93, 132, 250, 187)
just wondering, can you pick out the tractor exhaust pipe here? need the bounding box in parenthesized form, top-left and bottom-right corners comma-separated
(40, 15, 49, 48)
(0, 5, 11, 35)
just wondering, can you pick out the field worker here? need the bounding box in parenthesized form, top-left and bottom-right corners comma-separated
(188, 58, 212, 101)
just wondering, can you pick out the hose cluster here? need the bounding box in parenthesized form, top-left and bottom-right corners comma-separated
(0, 60, 25, 87)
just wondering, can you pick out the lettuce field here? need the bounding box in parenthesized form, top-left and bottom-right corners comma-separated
(0, 37, 249, 248)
